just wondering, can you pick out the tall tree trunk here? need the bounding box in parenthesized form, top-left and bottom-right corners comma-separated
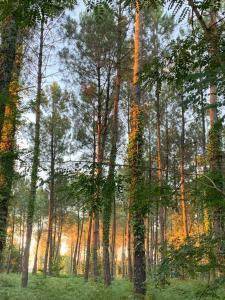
(128, 1, 146, 295)
(102, 3, 122, 286)
(0, 23, 21, 261)
(92, 66, 101, 281)
(0, 16, 18, 141)
(43, 94, 56, 276)
(180, 95, 188, 238)
(146, 127, 152, 274)
(84, 118, 96, 281)
(155, 80, 165, 256)
(21, 14, 44, 288)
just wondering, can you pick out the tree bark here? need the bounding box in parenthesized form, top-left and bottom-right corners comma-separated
(6, 207, 16, 273)
(21, 14, 44, 288)
(76, 211, 84, 271)
(127, 210, 133, 281)
(110, 196, 116, 279)
(102, 3, 123, 286)
(84, 212, 92, 281)
(0, 22, 21, 261)
(43, 91, 56, 276)
(32, 221, 43, 275)
(0, 16, 18, 141)
(128, 1, 146, 295)
(72, 209, 80, 275)
(180, 94, 188, 238)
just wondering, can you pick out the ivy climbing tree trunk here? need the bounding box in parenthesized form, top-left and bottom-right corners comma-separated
(0, 27, 22, 263)
(0, 16, 18, 142)
(128, 1, 146, 296)
(21, 14, 44, 288)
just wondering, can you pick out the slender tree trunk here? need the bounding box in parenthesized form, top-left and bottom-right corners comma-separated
(55, 214, 63, 259)
(122, 226, 126, 278)
(102, 3, 123, 286)
(32, 222, 43, 275)
(77, 212, 84, 271)
(73, 209, 80, 275)
(155, 80, 165, 258)
(180, 95, 188, 238)
(150, 216, 154, 269)
(21, 14, 44, 288)
(91, 64, 102, 281)
(127, 211, 133, 281)
(43, 96, 56, 276)
(84, 212, 92, 281)
(6, 207, 16, 273)
(146, 212, 150, 274)
(128, 1, 146, 295)
(20, 212, 26, 271)
(84, 118, 96, 281)
(93, 210, 99, 280)
(110, 196, 116, 279)
(154, 205, 159, 268)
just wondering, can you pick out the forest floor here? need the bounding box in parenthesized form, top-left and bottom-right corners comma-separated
(0, 273, 225, 300)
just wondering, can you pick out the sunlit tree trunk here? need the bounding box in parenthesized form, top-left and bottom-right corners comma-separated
(21, 14, 44, 288)
(0, 22, 21, 261)
(128, 1, 146, 295)
(0, 16, 18, 141)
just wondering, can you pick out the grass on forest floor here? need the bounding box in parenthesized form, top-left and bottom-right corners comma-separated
(0, 273, 225, 300)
